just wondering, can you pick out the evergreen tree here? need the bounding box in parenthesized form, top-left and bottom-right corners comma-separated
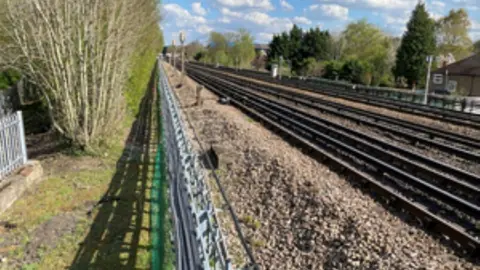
(394, 2, 436, 88)
(288, 24, 304, 75)
(267, 32, 290, 69)
(302, 28, 333, 61)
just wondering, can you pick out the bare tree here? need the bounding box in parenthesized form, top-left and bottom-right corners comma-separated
(0, 0, 161, 150)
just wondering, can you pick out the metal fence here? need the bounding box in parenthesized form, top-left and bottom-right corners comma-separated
(0, 111, 28, 180)
(158, 62, 232, 270)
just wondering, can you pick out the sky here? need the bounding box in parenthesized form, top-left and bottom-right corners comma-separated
(161, 0, 480, 45)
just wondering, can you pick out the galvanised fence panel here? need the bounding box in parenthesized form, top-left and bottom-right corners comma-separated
(0, 111, 27, 180)
(158, 61, 233, 270)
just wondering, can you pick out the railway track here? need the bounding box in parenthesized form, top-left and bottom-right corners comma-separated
(185, 66, 480, 254)
(189, 64, 480, 164)
(190, 62, 480, 129)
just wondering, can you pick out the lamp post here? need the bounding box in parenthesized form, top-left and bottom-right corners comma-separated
(424, 55, 433, 105)
(169, 40, 173, 66)
(445, 69, 449, 92)
(279, 56, 283, 80)
(179, 31, 186, 76)
(172, 39, 177, 69)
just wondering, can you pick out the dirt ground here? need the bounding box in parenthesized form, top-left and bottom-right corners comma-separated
(164, 63, 479, 270)
(0, 88, 157, 270)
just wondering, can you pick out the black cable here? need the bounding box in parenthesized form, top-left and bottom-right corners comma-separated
(168, 62, 259, 269)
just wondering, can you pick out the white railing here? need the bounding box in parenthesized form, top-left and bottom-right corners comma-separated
(0, 111, 27, 180)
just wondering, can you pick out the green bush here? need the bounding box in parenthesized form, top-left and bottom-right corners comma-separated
(377, 73, 395, 87)
(0, 69, 21, 90)
(340, 59, 371, 84)
(323, 60, 343, 80)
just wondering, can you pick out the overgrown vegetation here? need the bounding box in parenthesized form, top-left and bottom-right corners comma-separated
(0, 0, 163, 151)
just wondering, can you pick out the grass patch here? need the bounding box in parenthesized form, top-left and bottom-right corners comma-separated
(241, 215, 261, 231)
(0, 90, 158, 269)
(245, 116, 255, 123)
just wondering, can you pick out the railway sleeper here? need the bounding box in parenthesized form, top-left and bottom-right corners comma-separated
(188, 68, 478, 253)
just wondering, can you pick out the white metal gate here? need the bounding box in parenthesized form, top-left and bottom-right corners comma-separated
(0, 111, 27, 179)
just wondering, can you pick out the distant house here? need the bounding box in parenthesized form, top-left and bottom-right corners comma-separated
(254, 44, 270, 56)
(429, 53, 480, 96)
(251, 44, 269, 70)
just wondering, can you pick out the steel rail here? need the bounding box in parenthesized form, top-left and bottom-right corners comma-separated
(214, 64, 480, 123)
(192, 65, 480, 153)
(186, 68, 480, 252)
(187, 67, 480, 189)
(190, 63, 480, 129)
(224, 75, 480, 161)
(188, 68, 480, 212)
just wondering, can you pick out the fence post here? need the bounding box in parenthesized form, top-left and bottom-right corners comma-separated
(17, 111, 28, 163)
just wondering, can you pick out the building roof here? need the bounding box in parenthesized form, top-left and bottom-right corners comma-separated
(433, 53, 480, 76)
(254, 44, 270, 51)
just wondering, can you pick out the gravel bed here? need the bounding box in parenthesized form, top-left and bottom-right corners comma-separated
(164, 64, 479, 270)
(272, 94, 480, 176)
(202, 67, 480, 139)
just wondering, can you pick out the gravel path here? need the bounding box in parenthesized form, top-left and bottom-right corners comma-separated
(164, 64, 479, 270)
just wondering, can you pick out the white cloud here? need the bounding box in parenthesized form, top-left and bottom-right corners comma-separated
(243, 12, 293, 32)
(280, 0, 293, 11)
(362, 0, 416, 9)
(218, 17, 231, 23)
(470, 31, 480, 41)
(472, 20, 480, 31)
(220, 9, 293, 33)
(192, 2, 207, 16)
(220, 7, 243, 18)
(431, 1, 445, 8)
(197, 25, 213, 34)
(292, 16, 312, 25)
(310, 4, 349, 20)
(384, 14, 408, 25)
(257, 32, 274, 42)
(430, 12, 443, 21)
(317, 0, 416, 10)
(215, 0, 274, 11)
(244, 11, 271, 24)
(164, 4, 210, 35)
(383, 10, 410, 25)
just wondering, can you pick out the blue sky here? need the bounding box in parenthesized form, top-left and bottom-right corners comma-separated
(161, 0, 480, 45)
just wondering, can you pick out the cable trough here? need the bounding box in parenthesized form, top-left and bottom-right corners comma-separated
(190, 63, 480, 129)
(185, 66, 480, 255)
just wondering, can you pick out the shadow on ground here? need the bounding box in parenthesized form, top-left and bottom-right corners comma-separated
(69, 75, 157, 269)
